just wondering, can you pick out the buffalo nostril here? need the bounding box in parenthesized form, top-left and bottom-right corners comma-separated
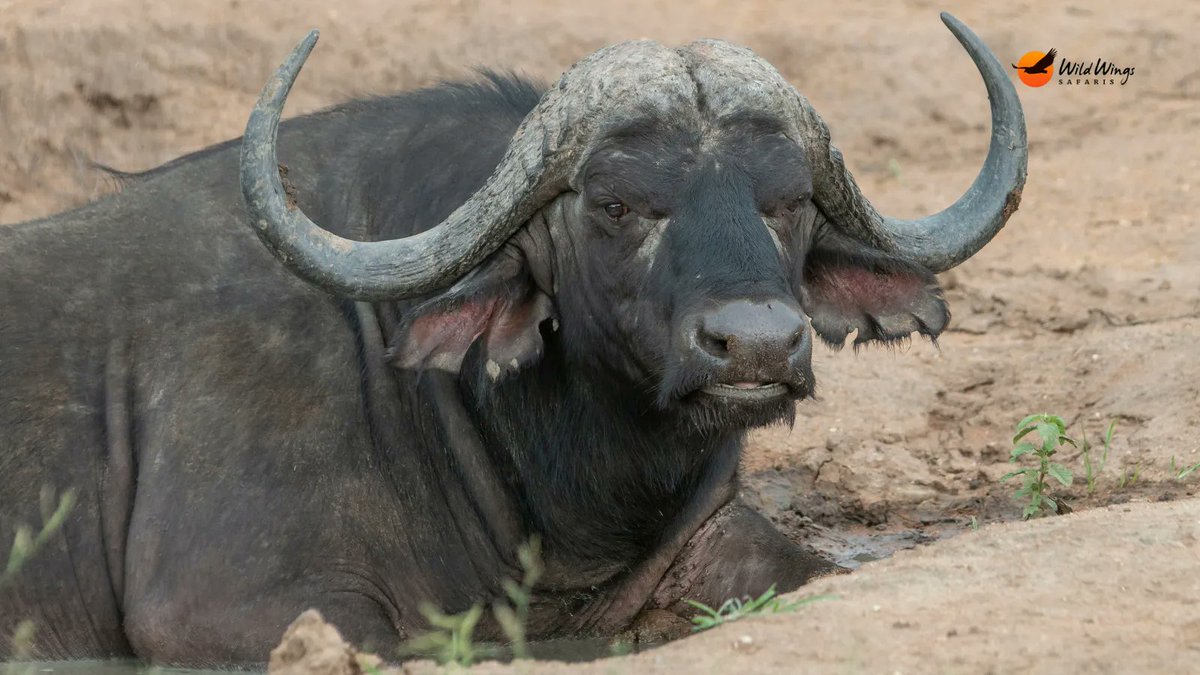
(697, 330, 730, 358)
(788, 330, 804, 352)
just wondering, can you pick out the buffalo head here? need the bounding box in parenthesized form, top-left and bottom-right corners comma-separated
(239, 13, 1026, 431)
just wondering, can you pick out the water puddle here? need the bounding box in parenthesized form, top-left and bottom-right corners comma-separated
(1, 662, 243, 675)
(805, 522, 958, 570)
(3, 638, 661, 673)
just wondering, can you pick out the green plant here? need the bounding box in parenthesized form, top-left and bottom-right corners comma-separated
(1170, 456, 1200, 480)
(608, 640, 633, 657)
(357, 657, 384, 675)
(1002, 414, 1074, 519)
(401, 537, 543, 666)
(1117, 463, 1143, 488)
(492, 536, 542, 660)
(404, 602, 485, 667)
(685, 585, 831, 633)
(3, 619, 39, 675)
(10, 620, 36, 659)
(887, 157, 903, 179)
(1079, 420, 1116, 496)
(2, 486, 76, 589)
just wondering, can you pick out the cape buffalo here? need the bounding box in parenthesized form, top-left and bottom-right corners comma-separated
(0, 12, 1025, 666)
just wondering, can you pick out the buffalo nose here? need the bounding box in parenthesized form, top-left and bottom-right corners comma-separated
(693, 300, 808, 373)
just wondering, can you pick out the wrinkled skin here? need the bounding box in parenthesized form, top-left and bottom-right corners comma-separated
(0, 73, 947, 666)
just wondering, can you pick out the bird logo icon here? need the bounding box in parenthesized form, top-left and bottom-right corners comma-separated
(1012, 48, 1056, 87)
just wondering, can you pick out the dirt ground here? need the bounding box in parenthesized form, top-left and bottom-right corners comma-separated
(2, 0, 1198, 671)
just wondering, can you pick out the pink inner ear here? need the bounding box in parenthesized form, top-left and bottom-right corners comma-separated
(405, 297, 500, 364)
(486, 297, 539, 345)
(809, 264, 925, 315)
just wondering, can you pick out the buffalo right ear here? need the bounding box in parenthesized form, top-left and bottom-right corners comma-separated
(388, 246, 555, 380)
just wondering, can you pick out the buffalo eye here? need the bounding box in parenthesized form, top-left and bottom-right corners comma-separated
(603, 202, 630, 220)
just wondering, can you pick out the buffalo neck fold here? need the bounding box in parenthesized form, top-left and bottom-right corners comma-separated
(459, 341, 744, 590)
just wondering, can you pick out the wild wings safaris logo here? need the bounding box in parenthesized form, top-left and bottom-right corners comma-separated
(1013, 48, 1056, 87)
(1012, 47, 1136, 88)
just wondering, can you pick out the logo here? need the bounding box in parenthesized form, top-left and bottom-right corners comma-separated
(1012, 47, 1136, 88)
(1012, 49, 1056, 87)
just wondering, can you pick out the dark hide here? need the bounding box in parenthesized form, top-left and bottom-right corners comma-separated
(0, 73, 946, 665)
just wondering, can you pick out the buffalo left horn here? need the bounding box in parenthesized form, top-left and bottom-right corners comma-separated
(240, 31, 696, 301)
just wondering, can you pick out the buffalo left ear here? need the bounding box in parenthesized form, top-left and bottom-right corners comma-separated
(800, 232, 949, 348)
(388, 245, 555, 380)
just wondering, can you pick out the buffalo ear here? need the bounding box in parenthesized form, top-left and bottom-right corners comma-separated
(388, 246, 555, 380)
(800, 232, 949, 348)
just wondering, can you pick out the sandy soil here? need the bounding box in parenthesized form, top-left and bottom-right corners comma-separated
(3, 0, 1198, 671)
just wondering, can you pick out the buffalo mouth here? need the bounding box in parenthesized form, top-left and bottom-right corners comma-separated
(701, 381, 791, 401)
(678, 379, 804, 431)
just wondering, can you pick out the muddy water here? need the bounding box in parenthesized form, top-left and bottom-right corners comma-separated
(0, 663, 243, 674)
(804, 522, 964, 569)
(3, 638, 658, 673)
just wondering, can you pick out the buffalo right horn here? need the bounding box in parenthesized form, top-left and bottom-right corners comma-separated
(793, 12, 1028, 272)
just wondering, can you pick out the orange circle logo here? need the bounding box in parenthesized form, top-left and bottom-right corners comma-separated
(1012, 48, 1056, 87)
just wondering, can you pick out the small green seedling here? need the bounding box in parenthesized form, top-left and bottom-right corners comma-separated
(1170, 456, 1200, 481)
(1117, 463, 1143, 489)
(356, 655, 385, 675)
(492, 536, 542, 660)
(401, 536, 543, 666)
(887, 157, 903, 179)
(685, 585, 831, 633)
(2, 486, 76, 589)
(3, 620, 39, 675)
(11, 620, 36, 659)
(405, 602, 485, 667)
(1079, 420, 1116, 496)
(608, 640, 633, 657)
(1002, 414, 1074, 519)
